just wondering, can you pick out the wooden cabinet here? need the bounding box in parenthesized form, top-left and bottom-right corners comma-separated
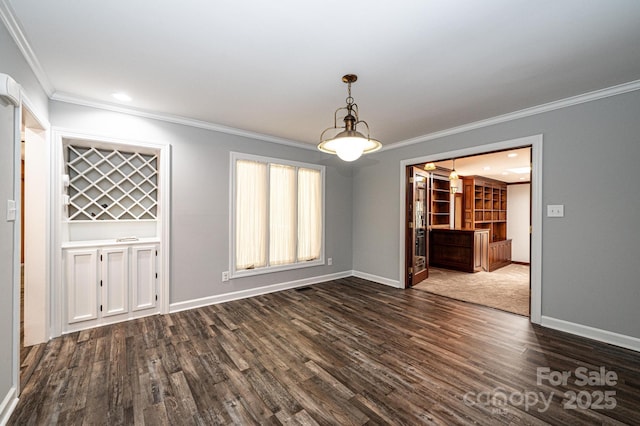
(64, 242, 158, 332)
(463, 176, 511, 270)
(430, 228, 489, 273)
(489, 239, 512, 271)
(474, 230, 490, 271)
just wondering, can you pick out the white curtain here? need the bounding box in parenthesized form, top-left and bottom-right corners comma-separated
(236, 160, 267, 269)
(297, 168, 321, 261)
(269, 164, 296, 265)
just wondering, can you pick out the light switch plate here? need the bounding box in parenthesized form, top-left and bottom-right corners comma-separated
(6, 199, 16, 222)
(547, 204, 564, 217)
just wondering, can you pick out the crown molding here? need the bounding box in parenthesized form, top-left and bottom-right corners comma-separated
(0, 0, 54, 96)
(3, 0, 639, 154)
(384, 79, 640, 152)
(48, 78, 640, 155)
(51, 92, 316, 151)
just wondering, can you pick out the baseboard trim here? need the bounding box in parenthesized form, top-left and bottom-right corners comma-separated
(352, 270, 401, 288)
(169, 270, 353, 313)
(541, 316, 640, 353)
(511, 261, 530, 266)
(0, 387, 18, 426)
(62, 310, 161, 335)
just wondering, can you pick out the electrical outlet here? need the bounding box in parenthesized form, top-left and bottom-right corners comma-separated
(222, 271, 229, 282)
(547, 204, 564, 217)
(327, 257, 333, 266)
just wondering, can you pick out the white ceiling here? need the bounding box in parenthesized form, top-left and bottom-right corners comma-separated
(428, 147, 531, 183)
(5, 0, 640, 148)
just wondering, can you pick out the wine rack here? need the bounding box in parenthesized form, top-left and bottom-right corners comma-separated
(65, 145, 158, 221)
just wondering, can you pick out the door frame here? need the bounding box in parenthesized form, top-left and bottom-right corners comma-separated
(22, 111, 49, 346)
(10, 88, 50, 400)
(398, 134, 543, 324)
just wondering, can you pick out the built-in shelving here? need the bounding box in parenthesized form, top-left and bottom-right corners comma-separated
(463, 176, 511, 270)
(430, 174, 450, 228)
(465, 176, 507, 241)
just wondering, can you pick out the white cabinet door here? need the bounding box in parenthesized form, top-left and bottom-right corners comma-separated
(131, 245, 157, 312)
(101, 247, 129, 317)
(66, 249, 98, 324)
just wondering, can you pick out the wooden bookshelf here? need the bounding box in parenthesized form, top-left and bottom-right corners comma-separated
(430, 174, 450, 228)
(462, 176, 511, 270)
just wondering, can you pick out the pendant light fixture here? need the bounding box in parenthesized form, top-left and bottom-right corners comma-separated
(449, 159, 459, 181)
(449, 159, 461, 194)
(318, 74, 382, 162)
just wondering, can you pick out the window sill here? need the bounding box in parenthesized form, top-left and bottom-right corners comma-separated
(230, 258, 325, 279)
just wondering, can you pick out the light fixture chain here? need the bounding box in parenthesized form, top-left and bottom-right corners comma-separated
(346, 81, 354, 106)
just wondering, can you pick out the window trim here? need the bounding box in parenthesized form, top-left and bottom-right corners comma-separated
(229, 152, 325, 279)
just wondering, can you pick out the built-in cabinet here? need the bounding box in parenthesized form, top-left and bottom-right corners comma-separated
(57, 134, 168, 336)
(430, 228, 489, 273)
(63, 241, 158, 332)
(463, 176, 512, 270)
(65, 248, 99, 324)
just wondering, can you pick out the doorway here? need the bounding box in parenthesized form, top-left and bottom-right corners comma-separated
(399, 135, 542, 323)
(406, 147, 531, 315)
(20, 106, 48, 389)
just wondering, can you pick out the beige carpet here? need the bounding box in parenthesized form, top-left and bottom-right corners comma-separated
(413, 264, 530, 316)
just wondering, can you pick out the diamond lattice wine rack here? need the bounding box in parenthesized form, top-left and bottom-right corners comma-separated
(65, 144, 158, 221)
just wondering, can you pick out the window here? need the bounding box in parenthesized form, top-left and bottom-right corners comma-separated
(231, 153, 324, 277)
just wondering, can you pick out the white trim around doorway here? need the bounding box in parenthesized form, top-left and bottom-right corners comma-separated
(398, 134, 543, 324)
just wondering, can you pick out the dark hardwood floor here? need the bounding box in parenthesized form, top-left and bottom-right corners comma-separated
(20, 264, 47, 391)
(9, 277, 640, 425)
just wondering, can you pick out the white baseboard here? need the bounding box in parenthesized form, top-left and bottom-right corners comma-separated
(0, 387, 18, 426)
(541, 316, 640, 353)
(170, 270, 353, 313)
(352, 270, 401, 288)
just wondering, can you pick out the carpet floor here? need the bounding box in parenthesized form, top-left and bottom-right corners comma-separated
(413, 263, 530, 316)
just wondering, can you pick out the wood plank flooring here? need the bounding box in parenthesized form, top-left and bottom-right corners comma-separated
(9, 277, 640, 425)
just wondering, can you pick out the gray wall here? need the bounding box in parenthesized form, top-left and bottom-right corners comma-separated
(0, 92, 16, 417)
(49, 101, 354, 304)
(1, 23, 49, 414)
(0, 26, 49, 121)
(352, 90, 640, 339)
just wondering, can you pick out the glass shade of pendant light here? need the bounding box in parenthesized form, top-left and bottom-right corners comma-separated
(318, 74, 382, 162)
(449, 159, 461, 194)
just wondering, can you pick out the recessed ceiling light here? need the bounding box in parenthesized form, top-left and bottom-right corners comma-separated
(501, 172, 509, 175)
(507, 152, 518, 158)
(483, 166, 491, 171)
(508, 166, 532, 174)
(112, 92, 132, 102)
